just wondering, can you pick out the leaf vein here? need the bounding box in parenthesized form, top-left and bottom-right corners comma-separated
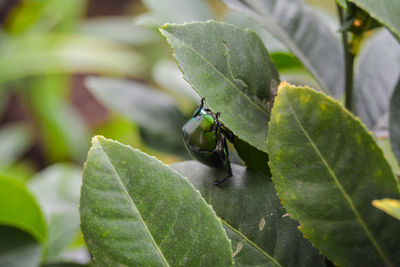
(96, 141, 170, 267)
(283, 89, 392, 267)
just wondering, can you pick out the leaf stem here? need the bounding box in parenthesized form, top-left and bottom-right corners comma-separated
(337, 4, 355, 112)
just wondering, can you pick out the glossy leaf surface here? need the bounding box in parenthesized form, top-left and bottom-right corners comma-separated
(0, 177, 46, 244)
(390, 79, 400, 165)
(224, 0, 343, 98)
(354, 29, 400, 132)
(349, 0, 400, 38)
(80, 136, 233, 266)
(0, 226, 42, 267)
(161, 21, 279, 153)
(372, 199, 400, 221)
(267, 83, 400, 266)
(172, 161, 326, 267)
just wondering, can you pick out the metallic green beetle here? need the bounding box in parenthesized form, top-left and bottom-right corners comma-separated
(182, 98, 233, 185)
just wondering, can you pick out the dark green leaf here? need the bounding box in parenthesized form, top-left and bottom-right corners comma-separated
(232, 137, 270, 175)
(0, 226, 42, 267)
(0, 177, 47, 244)
(85, 77, 188, 157)
(390, 78, 400, 165)
(80, 136, 233, 266)
(267, 83, 400, 266)
(224, 0, 344, 98)
(348, 0, 400, 38)
(160, 21, 279, 153)
(29, 164, 85, 263)
(354, 29, 400, 132)
(171, 161, 326, 267)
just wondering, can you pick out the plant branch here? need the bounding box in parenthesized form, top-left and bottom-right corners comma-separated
(337, 4, 355, 112)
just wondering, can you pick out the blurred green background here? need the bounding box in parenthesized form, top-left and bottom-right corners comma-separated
(3, 0, 393, 266)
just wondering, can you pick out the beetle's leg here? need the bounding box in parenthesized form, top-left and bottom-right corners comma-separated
(214, 136, 233, 185)
(193, 97, 205, 117)
(221, 126, 234, 143)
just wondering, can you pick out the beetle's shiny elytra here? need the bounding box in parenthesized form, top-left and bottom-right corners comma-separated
(182, 98, 233, 185)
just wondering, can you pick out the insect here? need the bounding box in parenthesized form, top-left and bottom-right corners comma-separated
(182, 97, 233, 185)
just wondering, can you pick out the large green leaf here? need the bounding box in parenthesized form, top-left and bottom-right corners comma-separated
(160, 21, 279, 153)
(224, 0, 343, 98)
(267, 83, 400, 266)
(172, 161, 326, 267)
(0, 226, 42, 267)
(348, 0, 400, 39)
(0, 177, 46, 244)
(85, 76, 188, 157)
(390, 78, 400, 165)
(80, 136, 233, 266)
(354, 29, 400, 132)
(29, 164, 85, 263)
(372, 199, 400, 221)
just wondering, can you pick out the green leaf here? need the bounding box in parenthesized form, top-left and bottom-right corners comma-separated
(354, 29, 400, 131)
(80, 136, 233, 266)
(0, 226, 42, 267)
(267, 83, 400, 266)
(160, 21, 279, 153)
(348, 0, 400, 39)
(390, 78, 400, 165)
(29, 164, 84, 263)
(0, 123, 33, 168)
(232, 137, 270, 175)
(0, 177, 47, 244)
(171, 161, 326, 267)
(85, 77, 188, 157)
(372, 199, 400, 221)
(224, 0, 344, 98)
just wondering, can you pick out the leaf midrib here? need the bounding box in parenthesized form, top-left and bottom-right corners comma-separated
(222, 219, 282, 267)
(97, 140, 170, 267)
(162, 27, 270, 118)
(283, 89, 392, 267)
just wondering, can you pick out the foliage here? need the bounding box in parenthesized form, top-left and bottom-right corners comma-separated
(2, 0, 400, 266)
